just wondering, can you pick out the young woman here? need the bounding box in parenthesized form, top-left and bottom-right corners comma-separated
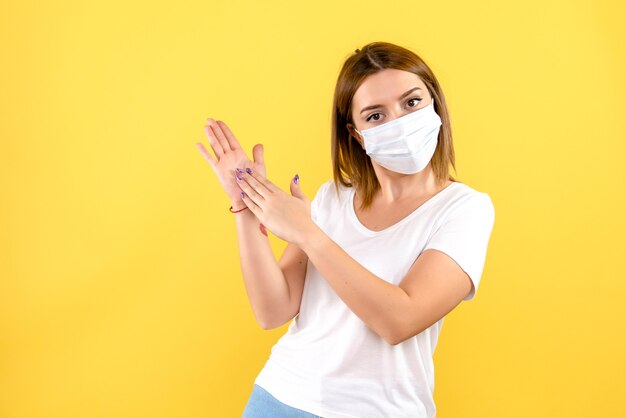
(196, 41, 496, 418)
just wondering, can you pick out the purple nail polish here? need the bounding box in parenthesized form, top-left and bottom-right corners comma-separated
(293, 174, 299, 184)
(240, 191, 246, 199)
(236, 174, 243, 181)
(246, 168, 252, 175)
(236, 168, 244, 174)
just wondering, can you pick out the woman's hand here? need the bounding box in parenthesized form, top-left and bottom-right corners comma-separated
(195, 118, 266, 205)
(235, 169, 316, 245)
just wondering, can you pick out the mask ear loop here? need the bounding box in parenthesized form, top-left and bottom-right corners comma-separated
(350, 125, 366, 150)
(348, 121, 361, 141)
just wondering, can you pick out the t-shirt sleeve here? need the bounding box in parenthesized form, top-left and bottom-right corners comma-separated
(310, 180, 332, 225)
(422, 193, 496, 301)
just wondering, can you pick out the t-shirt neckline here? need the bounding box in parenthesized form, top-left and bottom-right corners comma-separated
(348, 181, 460, 236)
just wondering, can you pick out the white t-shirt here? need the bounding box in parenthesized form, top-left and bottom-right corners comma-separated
(254, 179, 495, 418)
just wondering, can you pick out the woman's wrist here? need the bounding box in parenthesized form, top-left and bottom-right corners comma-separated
(230, 199, 248, 212)
(297, 219, 325, 250)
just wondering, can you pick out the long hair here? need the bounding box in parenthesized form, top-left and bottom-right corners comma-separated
(331, 41, 458, 210)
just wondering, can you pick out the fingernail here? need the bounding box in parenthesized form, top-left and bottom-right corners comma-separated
(236, 174, 243, 181)
(236, 167, 244, 174)
(293, 174, 299, 184)
(246, 168, 252, 175)
(240, 191, 246, 199)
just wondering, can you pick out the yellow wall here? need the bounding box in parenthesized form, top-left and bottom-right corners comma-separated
(1, 0, 624, 417)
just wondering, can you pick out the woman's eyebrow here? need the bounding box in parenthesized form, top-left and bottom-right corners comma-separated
(359, 87, 422, 114)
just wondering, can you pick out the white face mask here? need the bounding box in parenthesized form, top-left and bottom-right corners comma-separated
(355, 100, 442, 174)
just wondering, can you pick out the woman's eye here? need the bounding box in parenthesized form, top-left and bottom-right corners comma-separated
(366, 113, 381, 122)
(407, 97, 422, 107)
(366, 97, 423, 122)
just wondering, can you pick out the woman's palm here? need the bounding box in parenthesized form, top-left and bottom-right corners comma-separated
(196, 119, 267, 203)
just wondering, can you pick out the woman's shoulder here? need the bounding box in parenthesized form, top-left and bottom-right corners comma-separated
(450, 181, 491, 199)
(310, 179, 349, 223)
(443, 181, 495, 218)
(309, 179, 353, 216)
(314, 179, 351, 200)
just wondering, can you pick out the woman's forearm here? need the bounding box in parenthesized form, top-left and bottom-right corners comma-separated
(298, 221, 411, 344)
(231, 200, 292, 329)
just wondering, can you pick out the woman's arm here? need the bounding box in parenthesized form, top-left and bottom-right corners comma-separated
(196, 118, 307, 330)
(233, 200, 308, 330)
(231, 169, 475, 344)
(299, 223, 472, 345)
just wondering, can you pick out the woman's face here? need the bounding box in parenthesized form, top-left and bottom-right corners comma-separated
(348, 69, 433, 146)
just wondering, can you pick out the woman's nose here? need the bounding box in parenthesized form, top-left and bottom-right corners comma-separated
(387, 110, 409, 121)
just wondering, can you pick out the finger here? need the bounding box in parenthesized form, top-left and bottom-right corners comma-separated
(248, 168, 280, 193)
(217, 120, 242, 151)
(241, 168, 276, 196)
(203, 124, 225, 157)
(252, 144, 265, 166)
(236, 174, 267, 205)
(290, 174, 308, 199)
(240, 191, 262, 217)
(207, 118, 233, 152)
(195, 142, 218, 170)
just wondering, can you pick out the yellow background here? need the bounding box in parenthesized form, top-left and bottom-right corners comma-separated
(1, 0, 625, 417)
